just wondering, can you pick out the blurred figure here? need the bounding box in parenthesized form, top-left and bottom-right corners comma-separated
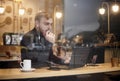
(20, 12, 56, 68)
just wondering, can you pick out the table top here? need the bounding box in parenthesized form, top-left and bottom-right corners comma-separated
(0, 63, 120, 80)
(0, 56, 21, 61)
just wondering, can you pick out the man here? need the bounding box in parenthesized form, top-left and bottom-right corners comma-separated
(20, 12, 56, 68)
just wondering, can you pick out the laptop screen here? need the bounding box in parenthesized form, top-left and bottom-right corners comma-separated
(68, 47, 90, 68)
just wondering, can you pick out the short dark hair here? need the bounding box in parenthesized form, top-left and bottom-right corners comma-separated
(35, 12, 50, 22)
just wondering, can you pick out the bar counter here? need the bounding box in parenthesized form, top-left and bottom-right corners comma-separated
(0, 63, 120, 80)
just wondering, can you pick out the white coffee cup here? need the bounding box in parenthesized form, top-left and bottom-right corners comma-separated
(20, 59, 31, 70)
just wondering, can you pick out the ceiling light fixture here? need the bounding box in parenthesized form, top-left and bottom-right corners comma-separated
(0, 0, 5, 14)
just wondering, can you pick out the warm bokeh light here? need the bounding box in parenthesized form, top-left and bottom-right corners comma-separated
(112, 4, 119, 12)
(19, 8, 25, 15)
(99, 8, 105, 15)
(56, 12, 62, 19)
(0, 6, 5, 14)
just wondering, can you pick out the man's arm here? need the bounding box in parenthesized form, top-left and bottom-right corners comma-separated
(20, 34, 34, 50)
(20, 33, 35, 61)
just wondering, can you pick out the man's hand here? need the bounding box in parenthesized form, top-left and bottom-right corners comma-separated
(45, 30, 55, 44)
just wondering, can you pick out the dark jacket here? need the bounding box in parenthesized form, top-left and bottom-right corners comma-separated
(20, 28, 62, 68)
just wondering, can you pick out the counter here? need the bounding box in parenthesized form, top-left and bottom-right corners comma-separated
(0, 63, 120, 80)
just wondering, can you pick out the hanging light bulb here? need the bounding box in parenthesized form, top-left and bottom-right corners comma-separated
(99, 7, 105, 15)
(0, 6, 5, 14)
(112, 4, 119, 12)
(19, 8, 25, 15)
(0, 0, 4, 14)
(56, 12, 62, 19)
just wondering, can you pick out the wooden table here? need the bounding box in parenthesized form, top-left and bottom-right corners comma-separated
(0, 56, 21, 62)
(0, 63, 120, 80)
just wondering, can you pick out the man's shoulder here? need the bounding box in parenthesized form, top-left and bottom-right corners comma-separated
(24, 28, 36, 36)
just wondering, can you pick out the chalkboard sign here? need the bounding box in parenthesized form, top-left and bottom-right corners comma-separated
(3, 33, 22, 45)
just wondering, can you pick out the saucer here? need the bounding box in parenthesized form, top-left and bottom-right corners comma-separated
(20, 68, 36, 72)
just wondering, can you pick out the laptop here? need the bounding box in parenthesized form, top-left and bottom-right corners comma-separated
(68, 47, 90, 69)
(49, 47, 90, 70)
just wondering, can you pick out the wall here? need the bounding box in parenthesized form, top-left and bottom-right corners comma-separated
(0, 0, 63, 45)
(0, 0, 63, 58)
(0, 0, 41, 44)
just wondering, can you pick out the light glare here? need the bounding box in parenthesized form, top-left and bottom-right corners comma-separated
(19, 8, 25, 15)
(56, 12, 62, 19)
(0, 6, 5, 14)
(99, 8, 105, 15)
(112, 4, 119, 12)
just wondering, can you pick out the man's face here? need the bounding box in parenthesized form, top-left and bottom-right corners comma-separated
(37, 17, 52, 36)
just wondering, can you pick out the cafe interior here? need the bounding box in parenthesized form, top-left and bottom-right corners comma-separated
(0, 0, 120, 81)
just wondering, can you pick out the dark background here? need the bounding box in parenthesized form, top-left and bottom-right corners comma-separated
(63, 0, 120, 63)
(63, 0, 120, 42)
